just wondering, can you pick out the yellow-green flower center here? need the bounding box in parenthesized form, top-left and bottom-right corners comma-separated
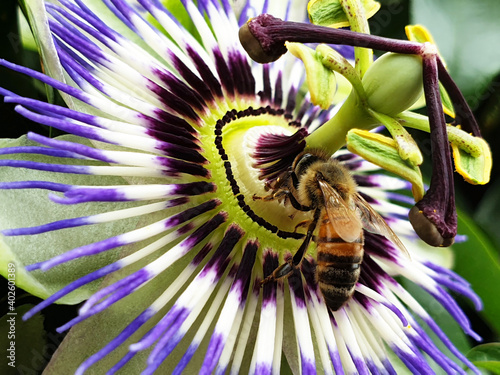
(201, 106, 311, 260)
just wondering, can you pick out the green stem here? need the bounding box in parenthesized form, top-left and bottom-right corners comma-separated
(340, 0, 373, 77)
(305, 91, 377, 154)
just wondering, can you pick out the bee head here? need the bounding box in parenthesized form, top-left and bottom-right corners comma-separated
(293, 150, 327, 179)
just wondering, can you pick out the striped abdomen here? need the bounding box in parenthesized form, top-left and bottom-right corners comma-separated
(316, 215, 364, 311)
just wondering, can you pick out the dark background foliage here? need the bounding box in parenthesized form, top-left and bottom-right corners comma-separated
(0, 0, 499, 373)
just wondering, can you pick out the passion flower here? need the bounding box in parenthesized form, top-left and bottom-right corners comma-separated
(0, 0, 487, 374)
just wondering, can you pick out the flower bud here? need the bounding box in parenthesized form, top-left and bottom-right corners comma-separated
(362, 52, 423, 116)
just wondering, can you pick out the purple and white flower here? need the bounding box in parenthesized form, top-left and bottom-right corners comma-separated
(0, 0, 483, 374)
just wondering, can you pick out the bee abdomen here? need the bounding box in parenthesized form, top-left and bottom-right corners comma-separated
(317, 250, 362, 311)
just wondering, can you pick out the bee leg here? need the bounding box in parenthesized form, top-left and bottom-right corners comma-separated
(252, 190, 287, 201)
(285, 192, 311, 211)
(263, 180, 273, 191)
(293, 220, 310, 232)
(261, 209, 320, 286)
(252, 193, 273, 201)
(291, 208, 321, 266)
(260, 261, 294, 285)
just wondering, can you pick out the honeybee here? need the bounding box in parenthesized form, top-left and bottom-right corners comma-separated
(258, 149, 410, 311)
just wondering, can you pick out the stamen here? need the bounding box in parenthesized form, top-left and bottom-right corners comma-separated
(436, 57, 481, 137)
(239, 14, 422, 64)
(409, 49, 457, 247)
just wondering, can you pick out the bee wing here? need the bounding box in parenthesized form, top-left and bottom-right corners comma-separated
(353, 193, 411, 259)
(318, 180, 362, 243)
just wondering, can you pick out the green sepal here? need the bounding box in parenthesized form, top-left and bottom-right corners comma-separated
(39, 238, 216, 374)
(307, 0, 381, 28)
(0, 135, 143, 304)
(346, 129, 424, 201)
(466, 343, 500, 374)
(286, 42, 337, 110)
(23, 0, 148, 115)
(367, 109, 423, 166)
(23, 0, 61, 106)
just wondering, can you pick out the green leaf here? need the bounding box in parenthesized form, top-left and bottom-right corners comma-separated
(0, 135, 142, 304)
(410, 0, 500, 105)
(467, 343, 500, 374)
(0, 304, 46, 374)
(475, 178, 500, 247)
(453, 208, 500, 336)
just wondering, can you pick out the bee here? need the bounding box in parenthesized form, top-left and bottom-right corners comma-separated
(258, 149, 410, 311)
